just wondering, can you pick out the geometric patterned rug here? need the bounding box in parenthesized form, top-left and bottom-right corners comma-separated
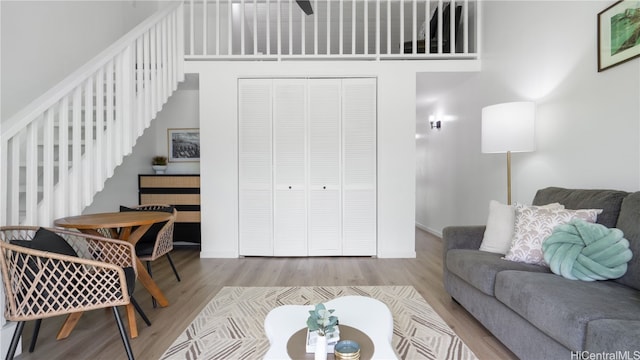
(159, 286, 477, 360)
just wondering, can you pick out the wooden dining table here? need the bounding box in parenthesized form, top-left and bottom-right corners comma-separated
(54, 211, 173, 338)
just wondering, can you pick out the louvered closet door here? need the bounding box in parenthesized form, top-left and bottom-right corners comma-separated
(273, 79, 308, 256)
(308, 79, 342, 256)
(238, 79, 273, 256)
(342, 78, 377, 256)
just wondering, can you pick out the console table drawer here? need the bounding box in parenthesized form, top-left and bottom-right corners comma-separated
(140, 194, 201, 206)
(140, 176, 200, 188)
(176, 211, 201, 223)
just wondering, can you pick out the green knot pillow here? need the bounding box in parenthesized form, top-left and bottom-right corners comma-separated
(542, 219, 633, 281)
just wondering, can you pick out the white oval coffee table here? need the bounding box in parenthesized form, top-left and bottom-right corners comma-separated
(263, 295, 398, 360)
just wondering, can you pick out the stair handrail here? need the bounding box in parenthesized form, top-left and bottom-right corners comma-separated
(1, 1, 185, 227)
(1, 1, 183, 142)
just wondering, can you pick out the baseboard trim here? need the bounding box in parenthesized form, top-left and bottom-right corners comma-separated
(200, 250, 239, 258)
(415, 222, 442, 238)
(377, 250, 417, 258)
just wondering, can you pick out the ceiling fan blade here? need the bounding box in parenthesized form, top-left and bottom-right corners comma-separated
(296, 0, 313, 15)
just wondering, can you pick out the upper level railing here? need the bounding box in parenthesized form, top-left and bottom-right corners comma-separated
(0, 2, 185, 227)
(184, 0, 478, 60)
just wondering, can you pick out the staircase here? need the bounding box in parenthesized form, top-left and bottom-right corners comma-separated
(0, 2, 185, 228)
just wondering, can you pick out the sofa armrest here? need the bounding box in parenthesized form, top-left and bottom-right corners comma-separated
(441, 226, 486, 292)
(442, 226, 486, 253)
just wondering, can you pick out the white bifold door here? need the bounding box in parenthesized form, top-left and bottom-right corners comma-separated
(239, 78, 376, 257)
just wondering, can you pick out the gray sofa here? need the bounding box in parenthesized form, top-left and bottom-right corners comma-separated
(443, 187, 640, 359)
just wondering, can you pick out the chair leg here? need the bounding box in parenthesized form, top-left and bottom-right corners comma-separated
(146, 261, 157, 309)
(6, 321, 25, 360)
(131, 296, 152, 326)
(166, 253, 181, 282)
(112, 307, 135, 360)
(29, 319, 42, 352)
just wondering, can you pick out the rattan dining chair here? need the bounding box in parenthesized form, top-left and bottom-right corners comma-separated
(0, 226, 142, 360)
(123, 205, 181, 283)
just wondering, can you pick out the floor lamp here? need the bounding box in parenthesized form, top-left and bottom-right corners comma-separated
(481, 102, 535, 205)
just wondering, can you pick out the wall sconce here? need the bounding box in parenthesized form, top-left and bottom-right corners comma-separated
(429, 115, 442, 130)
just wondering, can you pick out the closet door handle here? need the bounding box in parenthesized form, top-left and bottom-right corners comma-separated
(323, 186, 326, 189)
(288, 186, 292, 189)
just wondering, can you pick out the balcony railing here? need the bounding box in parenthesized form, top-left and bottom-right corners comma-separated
(184, 0, 478, 60)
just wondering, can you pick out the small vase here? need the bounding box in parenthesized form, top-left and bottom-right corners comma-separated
(314, 334, 327, 360)
(152, 165, 167, 174)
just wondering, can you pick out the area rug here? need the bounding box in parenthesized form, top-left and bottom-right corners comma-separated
(160, 286, 477, 360)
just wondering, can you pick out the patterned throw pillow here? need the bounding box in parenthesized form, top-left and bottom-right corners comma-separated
(480, 201, 565, 255)
(504, 205, 602, 266)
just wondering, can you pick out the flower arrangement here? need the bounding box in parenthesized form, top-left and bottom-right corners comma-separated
(306, 303, 338, 336)
(152, 156, 168, 165)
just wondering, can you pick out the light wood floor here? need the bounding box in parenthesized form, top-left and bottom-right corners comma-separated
(12, 228, 517, 360)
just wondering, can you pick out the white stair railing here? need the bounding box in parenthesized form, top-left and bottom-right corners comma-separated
(0, 2, 185, 227)
(184, 0, 478, 60)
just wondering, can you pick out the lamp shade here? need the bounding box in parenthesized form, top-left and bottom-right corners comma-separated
(481, 102, 536, 154)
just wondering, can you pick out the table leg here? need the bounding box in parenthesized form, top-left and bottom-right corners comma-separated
(57, 312, 83, 340)
(135, 257, 169, 307)
(125, 303, 138, 338)
(56, 304, 140, 340)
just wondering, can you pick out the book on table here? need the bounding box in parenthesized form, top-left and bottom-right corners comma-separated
(305, 326, 340, 353)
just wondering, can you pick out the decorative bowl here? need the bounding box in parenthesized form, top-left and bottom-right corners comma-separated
(334, 340, 360, 359)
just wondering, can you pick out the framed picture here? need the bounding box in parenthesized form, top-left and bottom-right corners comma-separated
(598, 0, 640, 71)
(168, 128, 200, 162)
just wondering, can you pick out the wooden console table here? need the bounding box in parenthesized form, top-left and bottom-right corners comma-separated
(138, 174, 201, 248)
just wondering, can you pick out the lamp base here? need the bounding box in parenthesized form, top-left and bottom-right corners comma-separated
(507, 151, 512, 205)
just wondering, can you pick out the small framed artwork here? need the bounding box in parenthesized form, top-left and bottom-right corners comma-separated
(598, 0, 640, 71)
(168, 128, 200, 162)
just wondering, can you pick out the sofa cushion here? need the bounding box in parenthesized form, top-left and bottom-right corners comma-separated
(494, 271, 640, 351)
(532, 187, 628, 228)
(446, 249, 550, 296)
(585, 319, 640, 353)
(615, 191, 640, 291)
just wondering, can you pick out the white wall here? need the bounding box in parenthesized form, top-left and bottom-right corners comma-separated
(1, 0, 159, 121)
(416, 1, 640, 235)
(185, 60, 479, 259)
